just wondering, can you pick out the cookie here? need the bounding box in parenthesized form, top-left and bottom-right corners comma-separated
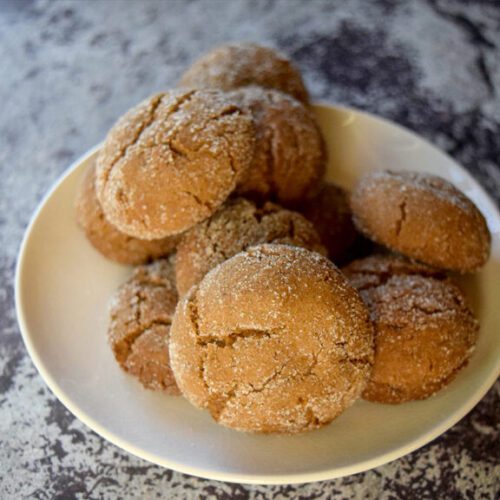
(75, 163, 179, 264)
(350, 171, 491, 272)
(175, 197, 326, 296)
(178, 43, 309, 104)
(342, 254, 479, 403)
(297, 182, 358, 264)
(170, 244, 374, 434)
(229, 87, 325, 204)
(96, 89, 255, 239)
(108, 258, 180, 393)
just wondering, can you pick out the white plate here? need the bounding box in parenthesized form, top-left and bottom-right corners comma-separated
(15, 104, 500, 485)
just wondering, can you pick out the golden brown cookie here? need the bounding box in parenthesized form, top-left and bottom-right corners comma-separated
(96, 89, 255, 239)
(175, 197, 327, 296)
(170, 244, 374, 434)
(178, 43, 309, 104)
(228, 86, 325, 204)
(342, 254, 478, 404)
(297, 182, 358, 264)
(350, 171, 491, 272)
(75, 163, 179, 264)
(108, 258, 180, 393)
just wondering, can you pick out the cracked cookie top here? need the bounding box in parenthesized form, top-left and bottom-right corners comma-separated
(169, 244, 374, 434)
(178, 43, 309, 104)
(350, 170, 491, 272)
(95, 89, 255, 239)
(75, 163, 180, 264)
(175, 197, 327, 296)
(342, 253, 445, 291)
(343, 254, 479, 404)
(108, 257, 180, 394)
(228, 86, 325, 203)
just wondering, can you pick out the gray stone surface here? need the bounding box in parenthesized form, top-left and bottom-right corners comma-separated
(1, 0, 499, 497)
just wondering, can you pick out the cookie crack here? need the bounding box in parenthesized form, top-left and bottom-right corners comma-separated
(305, 407, 322, 428)
(196, 329, 273, 348)
(168, 140, 189, 159)
(186, 289, 211, 396)
(215, 359, 289, 420)
(394, 199, 407, 237)
(108, 94, 164, 174)
(216, 105, 241, 119)
(224, 137, 238, 179)
(168, 90, 197, 117)
(114, 318, 172, 366)
(187, 289, 201, 338)
(105, 90, 197, 186)
(199, 351, 210, 393)
(295, 396, 327, 428)
(207, 107, 246, 179)
(247, 360, 289, 394)
(411, 302, 450, 316)
(340, 356, 372, 368)
(181, 189, 213, 212)
(350, 265, 445, 292)
(208, 388, 236, 420)
(332, 339, 371, 370)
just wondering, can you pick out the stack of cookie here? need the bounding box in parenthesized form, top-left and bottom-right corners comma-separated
(75, 43, 490, 434)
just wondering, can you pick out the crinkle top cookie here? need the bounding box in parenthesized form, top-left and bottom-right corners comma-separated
(96, 89, 255, 239)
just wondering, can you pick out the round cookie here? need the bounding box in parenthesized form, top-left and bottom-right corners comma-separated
(170, 244, 374, 434)
(350, 170, 491, 272)
(178, 43, 309, 104)
(175, 197, 327, 296)
(75, 163, 179, 264)
(108, 258, 180, 393)
(229, 86, 326, 204)
(342, 254, 478, 404)
(297, 182, 358, 264)
(96, 89, 255, 239)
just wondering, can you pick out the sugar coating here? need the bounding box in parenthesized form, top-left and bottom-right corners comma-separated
(175, 197, 327, 296)
(96, 89, 255, 239)
(342, 254, 479, 404)
(108, 257, 180, 394)
(343, 253, 445, 291)
(75, 163, 179, 264)
(169, 244, 374, 434)
(297, 181, 358, 264)
(350, 170, 491, 272)
(228, 86, 325, 203)
(178, 43, 309, 104)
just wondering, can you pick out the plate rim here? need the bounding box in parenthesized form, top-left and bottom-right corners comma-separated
(14, 103, 500, 485)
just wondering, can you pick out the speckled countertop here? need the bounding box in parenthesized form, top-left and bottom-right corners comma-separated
(1, 0, 499, 497)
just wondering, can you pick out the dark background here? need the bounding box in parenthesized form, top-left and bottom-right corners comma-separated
(0, 0, 498, 497)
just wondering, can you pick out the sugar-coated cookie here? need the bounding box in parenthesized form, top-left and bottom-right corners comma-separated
(96, 89, 255, 239)
(170, 244, 374, 434)
(108, 258, 180, 393)
(350, 171, 490, 272)
(178, 43, 309, 104)
(343, 254, 478, 403)
(228, 86, 325, 204)
(175, 197, 326, 296)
